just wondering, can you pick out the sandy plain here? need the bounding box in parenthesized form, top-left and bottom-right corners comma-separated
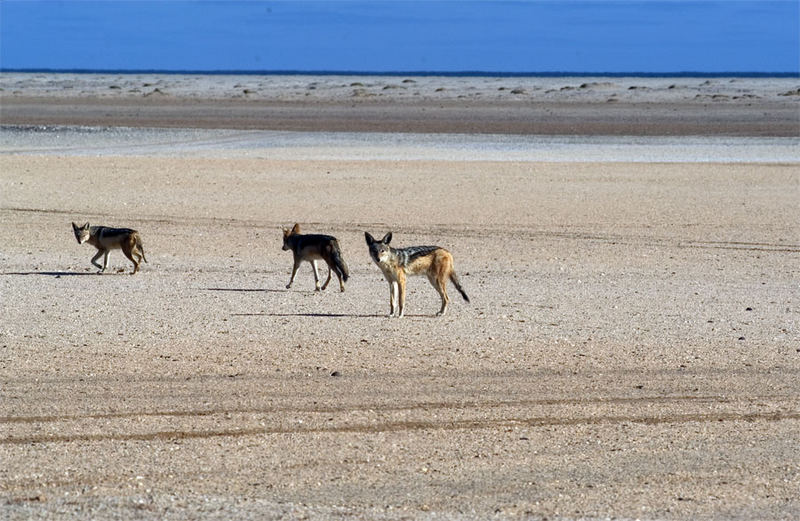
(1, 74, 799, 520)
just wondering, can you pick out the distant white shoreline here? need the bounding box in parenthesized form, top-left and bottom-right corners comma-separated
(2, 126, 797, 163)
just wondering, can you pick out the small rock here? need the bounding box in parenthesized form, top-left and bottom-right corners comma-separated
(330, 371, 341, 377)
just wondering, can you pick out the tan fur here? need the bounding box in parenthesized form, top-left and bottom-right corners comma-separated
(365, 232, 468, 317)
(120, 232, 145, 274)
(72, 222, 147, 275)
(394, 248, 454, 317)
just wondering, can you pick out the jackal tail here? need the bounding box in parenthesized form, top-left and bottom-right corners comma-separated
(330, 241, 349, 282)
(450, 272, 470, 303)
(134, 232, 148, 263)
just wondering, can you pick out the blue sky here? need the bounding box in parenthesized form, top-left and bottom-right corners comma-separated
(1, 1, 798, 73)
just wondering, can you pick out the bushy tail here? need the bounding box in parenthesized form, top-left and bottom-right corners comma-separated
(331, 242, 349, 282)
(450, 272, 469, 303)
(135, 233, 148, 263)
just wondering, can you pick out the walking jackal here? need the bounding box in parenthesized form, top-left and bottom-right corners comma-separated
(282, 223, 349, 292)
(72, 222, 147, 274)
(365, 231, 469, 317)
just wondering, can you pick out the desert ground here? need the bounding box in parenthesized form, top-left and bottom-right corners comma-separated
(1, 74, 799, 520)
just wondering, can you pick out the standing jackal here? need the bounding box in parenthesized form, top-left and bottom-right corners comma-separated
(365, 231, 469, 317)
(72, 222, 147, 274)
(282, 223, 349, 292)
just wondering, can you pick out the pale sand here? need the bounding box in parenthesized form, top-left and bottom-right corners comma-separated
(1, 75, 799, 520)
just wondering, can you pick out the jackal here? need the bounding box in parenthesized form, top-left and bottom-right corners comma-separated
(365, 231, 469, 317)
(72, 222, 147, 274)
(282, 223, 349, 292)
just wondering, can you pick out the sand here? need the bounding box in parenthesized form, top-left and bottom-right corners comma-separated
(1, 74, 799, 520)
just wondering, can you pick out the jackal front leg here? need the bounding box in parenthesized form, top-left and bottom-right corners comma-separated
(91, 249, 107, 273)
(397, 276, 407, 318)
(286, 257, 301, 289)
(388, 280, 399, 317)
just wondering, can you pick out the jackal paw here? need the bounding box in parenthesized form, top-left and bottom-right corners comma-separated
(285, 283, 292, 289)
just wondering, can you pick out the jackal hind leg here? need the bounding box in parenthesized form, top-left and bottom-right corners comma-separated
(321, 264, 333, 291)
(122, 243, 141, 274)
(335, 266, 345, 292)
(311, 260, 322, 291)
(430, 273, 449, 316)
(325, 262, 345, 292)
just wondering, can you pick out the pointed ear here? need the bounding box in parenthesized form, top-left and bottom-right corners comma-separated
(283, 228, 289, 237)
(291, 223, 300, 235)
(72, 222, 78, 230)
(83, 222, 90, 229)
(364, 232, 375, 244)
(382, 232, 392, 244)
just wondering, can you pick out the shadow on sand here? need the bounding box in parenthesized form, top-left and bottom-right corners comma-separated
(1, 271, 96, 277)
(231, 312, 431, 318)
(205, 287, 288, 294)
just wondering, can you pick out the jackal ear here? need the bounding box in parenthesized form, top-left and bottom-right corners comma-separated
(291, 223, 300, 235)
(382, 232, 392, 244)
(72, 222, 78, 230)
(364, 232, 375, 245)
(83, 222, 90, 229)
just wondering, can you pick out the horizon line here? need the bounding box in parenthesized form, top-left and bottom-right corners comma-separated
(2, 68, 798, 79)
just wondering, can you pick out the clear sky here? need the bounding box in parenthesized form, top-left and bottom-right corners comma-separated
(1, 1, 798, 74)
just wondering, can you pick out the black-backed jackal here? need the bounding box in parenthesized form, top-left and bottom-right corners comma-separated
(72, 222, 147, 274)
(365, 231, 469, 317)
(282, 223, 349, 292)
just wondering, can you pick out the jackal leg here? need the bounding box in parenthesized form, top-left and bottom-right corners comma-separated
(122, 244, 141, 274)
(388, 280, 398, 317)
(335, 266, 345, 292)
(430, 273, 449, 316)
(321, 264, 333, 291)
(286, 257, 301, 289)
(91, 249, 107, 273)
(397, 274, 407, 318)
(311, 260, 322, 291)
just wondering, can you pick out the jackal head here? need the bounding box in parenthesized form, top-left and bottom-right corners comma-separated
(282, 223, 300, 250)
(365, 231, 393, 264)
(72, 222, 91, 244)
